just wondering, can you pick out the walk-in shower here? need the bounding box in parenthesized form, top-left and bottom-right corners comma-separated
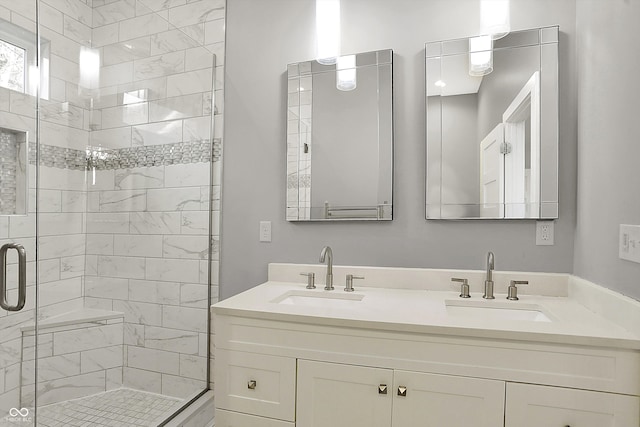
(0, 0, 224, 425)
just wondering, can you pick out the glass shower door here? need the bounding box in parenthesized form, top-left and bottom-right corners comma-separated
(0, 1, 40, 425)
(2, 0, 223, 424)
(32, 0, 220, 425)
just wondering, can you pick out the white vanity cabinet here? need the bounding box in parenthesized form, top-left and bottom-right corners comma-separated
(214, 307, 640, 427)
(505, 383, 640, 427)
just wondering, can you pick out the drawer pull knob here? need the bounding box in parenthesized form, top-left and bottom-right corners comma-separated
(397, 386, 407, 397)
(378, 384, 387, 394)
(247, 380, 257, 390)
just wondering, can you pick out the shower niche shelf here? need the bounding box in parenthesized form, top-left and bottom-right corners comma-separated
(0, 126, 28, 216)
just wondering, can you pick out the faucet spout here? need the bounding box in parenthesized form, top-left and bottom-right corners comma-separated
(483, 251, 495, 299)
(486, 251, 494, 282)
(319, 246, 334, 290)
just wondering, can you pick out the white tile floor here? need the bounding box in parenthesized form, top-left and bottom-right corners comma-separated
(1, 388, 183, 427)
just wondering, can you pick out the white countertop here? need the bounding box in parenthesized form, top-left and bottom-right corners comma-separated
(212, 280, 640, 350)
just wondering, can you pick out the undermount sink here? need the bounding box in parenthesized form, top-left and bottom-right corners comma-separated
(272, 290, 365, 308)
(445, 300, 552, 322)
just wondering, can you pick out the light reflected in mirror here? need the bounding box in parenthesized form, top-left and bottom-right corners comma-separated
(425, 27, 558, 219)
(286, 49, 393, 221)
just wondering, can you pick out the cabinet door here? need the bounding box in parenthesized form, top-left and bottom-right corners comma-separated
(505, 383, 640, 427)
(215, 350, 296, 421)
(297, 360, 393, 427)
(392, 370, 505, 427)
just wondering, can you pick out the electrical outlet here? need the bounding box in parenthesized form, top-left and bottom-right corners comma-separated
(536, 221, 554, 246)
(619, 224, 640, 264)
(259, 221, 272, 242)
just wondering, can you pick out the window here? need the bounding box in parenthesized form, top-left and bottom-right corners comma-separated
(0, 38, 26, 92)
(0, 18, 49, 99)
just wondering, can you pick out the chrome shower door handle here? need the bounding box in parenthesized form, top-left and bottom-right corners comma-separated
(0, 243, 27, 311)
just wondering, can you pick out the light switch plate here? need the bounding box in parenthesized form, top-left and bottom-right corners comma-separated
(259, 221, 272, 242)
(619, 224, 640, 264)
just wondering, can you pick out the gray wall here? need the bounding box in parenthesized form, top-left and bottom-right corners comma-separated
(221, 0, 578, 298)
(312, 65, 381, 207)
(574, 0, 640, 300)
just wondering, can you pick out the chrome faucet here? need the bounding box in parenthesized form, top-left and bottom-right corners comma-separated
(319, 246, 334, 290)
(483, 251, 495, 299)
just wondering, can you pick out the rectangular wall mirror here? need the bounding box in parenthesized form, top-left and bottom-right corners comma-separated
(425, 27, 558, 219)
(286, 49, 393, 221)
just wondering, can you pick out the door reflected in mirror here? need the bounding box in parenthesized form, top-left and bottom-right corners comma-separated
(286, 49, 393, 221)
(425, 27, 558, 219)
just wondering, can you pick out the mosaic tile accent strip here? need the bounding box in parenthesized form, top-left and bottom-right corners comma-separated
(30, 144, 88, 170)
(0, 131, 18, 214)
(28, 139, 222, 171)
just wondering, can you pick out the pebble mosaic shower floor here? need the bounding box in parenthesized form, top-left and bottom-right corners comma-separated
(1, 388, 183, 427)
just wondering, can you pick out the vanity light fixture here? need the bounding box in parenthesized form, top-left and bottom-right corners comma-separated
(336, 54, 356, 91)
(79, 46, 100, 89)
(480, 0, 510, 40)
(315, 0, 341, 65)
(27, 64, 40, 98)
(469, 35, 493, 76)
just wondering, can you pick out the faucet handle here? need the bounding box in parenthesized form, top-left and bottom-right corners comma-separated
(300, 272, 316, 289)
(507, 280, 528, 301)
(451, 278, 470, 298)
(345, 274, 364, 292)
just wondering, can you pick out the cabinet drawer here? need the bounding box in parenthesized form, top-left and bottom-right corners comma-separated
(215, 349, 296, 421)
(505, 383, 640, 427)
(216, 409, 295, 427)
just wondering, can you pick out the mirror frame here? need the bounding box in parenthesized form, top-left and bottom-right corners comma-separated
(286, 49, 394, 222)
(425, 26, 559, 220)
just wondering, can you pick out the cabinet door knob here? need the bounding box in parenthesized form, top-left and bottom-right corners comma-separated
(378, 384, 387, 394)
(397, 386, 407, 397)
(247, 380, 257, 390)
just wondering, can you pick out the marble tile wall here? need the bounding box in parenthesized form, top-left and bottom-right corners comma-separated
(21, 316, 124, 406)
(87, 0, 224, 398)
(83, 162, 216, 398)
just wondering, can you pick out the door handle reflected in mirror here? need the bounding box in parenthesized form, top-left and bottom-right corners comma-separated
(397, 386, 407, 397)
(0, 243, 27, 311)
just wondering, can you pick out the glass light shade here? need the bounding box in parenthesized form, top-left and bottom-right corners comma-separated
(316, 0, 340, 65)
(336, 55, 356, 91)
(469, 35, 493, 76)
(27, 65, 39, 97)
(480, 0, 510, 40)
(39, 57, 49, 99)
(79, 46, 100, 89)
